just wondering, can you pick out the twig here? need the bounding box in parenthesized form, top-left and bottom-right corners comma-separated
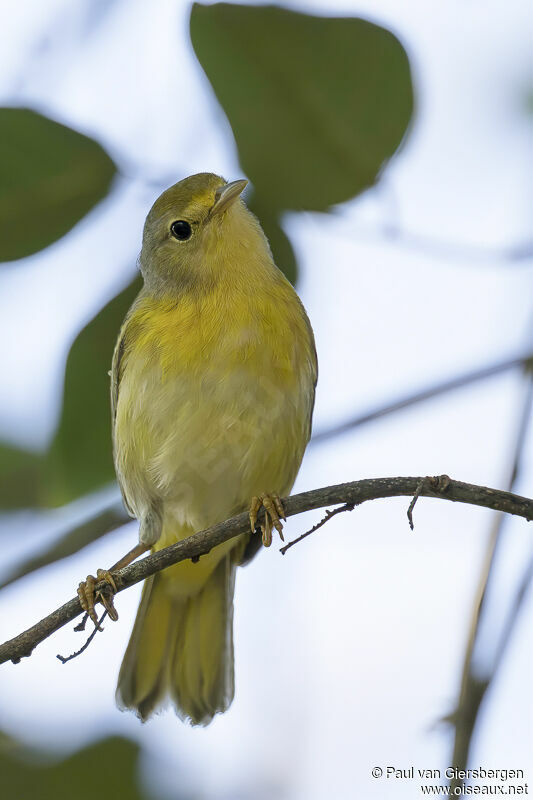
(407, 475, 451, 530)
(56, 610, 108, 664)
(73, 613, 89, 632)
(312, 353, 532, 444)
(448, 374, 533, 792)
(280, 503, 354, 554)
(492, 552, 533, 677)
(340, 220, 533, 265)
(0, 506, 128, 591)
(407, 478, 429, 530)
(1, 475, 533, 667)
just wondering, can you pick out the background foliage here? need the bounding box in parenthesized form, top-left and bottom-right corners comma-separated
(0, 2, 531, 798)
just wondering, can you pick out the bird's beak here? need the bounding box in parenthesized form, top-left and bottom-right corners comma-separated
(211, 179, 248, 216)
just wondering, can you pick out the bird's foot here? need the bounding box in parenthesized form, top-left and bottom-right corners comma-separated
(76, 543, 150, 628)
(249, 494, 286, 547)
(77, 569, 118, 628)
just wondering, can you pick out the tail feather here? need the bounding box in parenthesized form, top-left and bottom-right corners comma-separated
(116, 554, 236, 725)
(116, 574, 180, 720)
(170, 554, 236, 724)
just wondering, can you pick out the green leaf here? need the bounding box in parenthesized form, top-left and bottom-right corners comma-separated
(0, 442, 45, 507)
(0, 278, 141, 509)
(0, 108, 116, 262)
(0, 734, 153, 800)
(191, 3, 414, 278)
(45, 278, 142, 506)
(248, 194, 297, 284)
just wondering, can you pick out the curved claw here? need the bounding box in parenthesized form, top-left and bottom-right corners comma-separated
(96, 569, 119, 622)
(77, 569, 118, 628)
(249, 494, 286, 547)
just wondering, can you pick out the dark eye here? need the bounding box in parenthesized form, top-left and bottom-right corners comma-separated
(170, 220, 192, 241)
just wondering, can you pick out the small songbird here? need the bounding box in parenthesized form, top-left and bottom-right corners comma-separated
(78, 173, 317, 724)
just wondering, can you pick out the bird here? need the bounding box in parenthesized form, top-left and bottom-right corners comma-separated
(77, 172, 317, 725)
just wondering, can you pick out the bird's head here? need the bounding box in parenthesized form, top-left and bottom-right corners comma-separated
(140, 172, 268, 294)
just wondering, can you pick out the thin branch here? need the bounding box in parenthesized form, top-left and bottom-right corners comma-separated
(341, 220, 533, 265)
(312, 353, 532, 444)
(449, 373, 533, 791)
(492, 552, 533, 677)
(279, 503, 354, 555)
(56, 610, 108, 664)
(0, 506, 128, 590)
(1, 475, 533, 667)
(406, 476, 452, 530)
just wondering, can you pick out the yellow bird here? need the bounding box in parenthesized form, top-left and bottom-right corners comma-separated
(78, 173, 317, 724)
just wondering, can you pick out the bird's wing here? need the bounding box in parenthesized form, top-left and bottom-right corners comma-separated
(110, 314, 136, 517)
(240, 311, 318, 568)
(110, 325, 127, 432)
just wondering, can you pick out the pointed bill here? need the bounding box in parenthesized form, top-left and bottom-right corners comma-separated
(211, 179, 248, 216)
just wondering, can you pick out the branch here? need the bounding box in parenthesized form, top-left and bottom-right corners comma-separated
(1, 475, 533, 667)
(0, 505, 128, 590)
(312, 352, 532, 443)
(448, 372, 533, 791)
(342, 220, 533, 264)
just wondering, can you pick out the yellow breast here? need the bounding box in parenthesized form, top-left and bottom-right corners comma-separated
(113, 271, 316, 540)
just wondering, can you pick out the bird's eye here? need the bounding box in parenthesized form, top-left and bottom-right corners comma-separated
(170, 220, 192, 241)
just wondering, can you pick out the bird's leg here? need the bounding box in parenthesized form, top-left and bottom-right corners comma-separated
(77, 542, 150, 627)
(249, 494, 286, 547)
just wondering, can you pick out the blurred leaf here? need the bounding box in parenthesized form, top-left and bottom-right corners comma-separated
(0, 108, 116, 262)
(248, 195, 297, 284)
(45, 278, 142, 506)
(0, 442, 45, 507)
(0, 506, 129, 589)
(191, 3, 414, 279)
(0, 278, 141, 509)
(0, 734, 153, 800)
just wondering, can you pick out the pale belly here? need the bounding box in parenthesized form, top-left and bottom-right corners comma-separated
(114, 358, 311, 542)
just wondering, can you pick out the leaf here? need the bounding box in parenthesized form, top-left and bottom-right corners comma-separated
(248, 194, 297, 284)
(0, 278, 141, 509)
(190, 3, 414, 277)
(0, 108, 116, 262)
(0, 442, 45, 507)
(45, 278, 142, 506)
(0, 734, 153, 800)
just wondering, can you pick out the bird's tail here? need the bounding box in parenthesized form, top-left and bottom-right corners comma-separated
(116, 553, 236, 725)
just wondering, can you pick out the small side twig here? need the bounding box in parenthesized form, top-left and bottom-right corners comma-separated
(57, 610, 108, 664)
(407, 478, 429, 530)
(73, 613, 89, 633)
(407, 474, 451, 530)
(280, 503, 355, 555)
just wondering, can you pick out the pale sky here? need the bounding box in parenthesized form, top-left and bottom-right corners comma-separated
(0, 1, 531, 798)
